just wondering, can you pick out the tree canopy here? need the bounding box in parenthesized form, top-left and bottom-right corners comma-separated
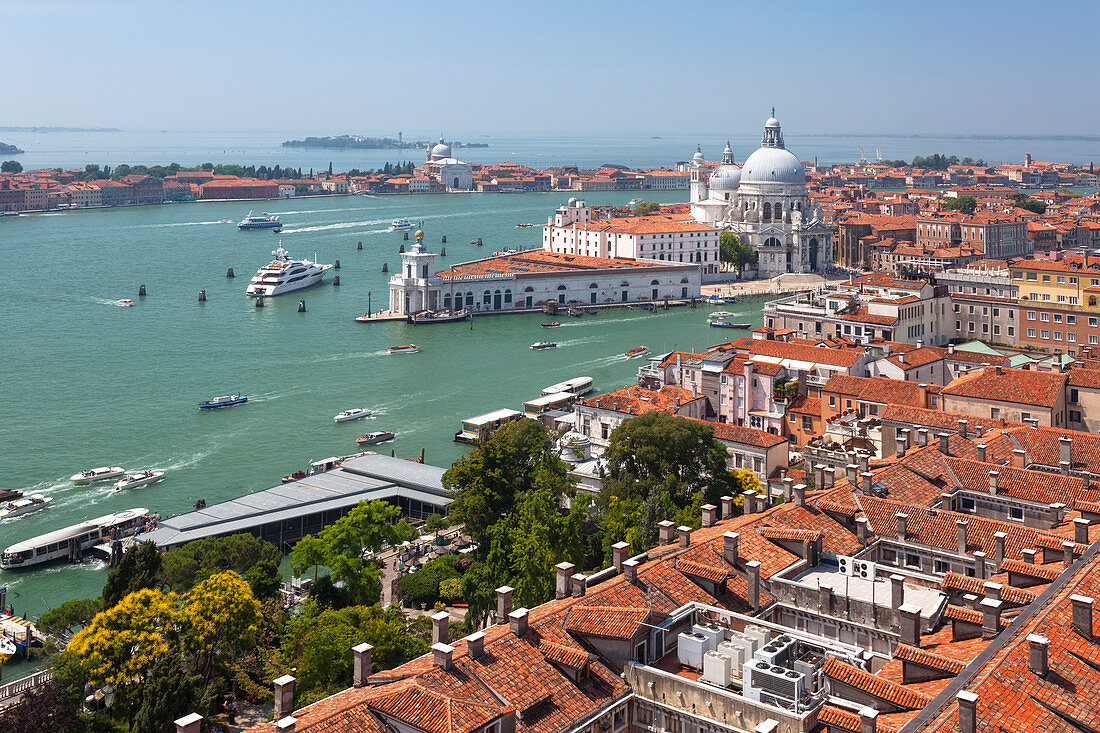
(159, 533, 281, 592)
(1, 160, 22, 173)
(944, 195, 977, 215)
(102, 541, 161, 607)
(633, 202, 660, 216)
(719, 231, 757, 275)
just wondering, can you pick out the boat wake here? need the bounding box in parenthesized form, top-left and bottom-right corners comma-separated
(279, 218, 391, 234)
(135, 219, 235, 228)
(571, 354, 625, 369)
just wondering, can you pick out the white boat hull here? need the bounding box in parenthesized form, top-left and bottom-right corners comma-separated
(334, 409, 372, 422)
(0, 496, 51, 520)
(71, 467, 126, 484)
(114, 472, 165, 491)
(246, 266, 330, 297)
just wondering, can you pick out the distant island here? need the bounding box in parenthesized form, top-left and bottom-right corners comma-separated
(0, 126, 120, 133)
(282, 135, 488, 150)
(0, 142, 25, 154)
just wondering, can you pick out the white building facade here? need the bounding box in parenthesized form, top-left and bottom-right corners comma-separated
(423, 136, 473, 191)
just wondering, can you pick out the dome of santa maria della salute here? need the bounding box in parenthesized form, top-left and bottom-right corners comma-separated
(739, 114, 806, 186)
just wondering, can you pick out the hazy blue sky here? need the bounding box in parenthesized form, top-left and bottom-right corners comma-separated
(6, 0, 1099, 137)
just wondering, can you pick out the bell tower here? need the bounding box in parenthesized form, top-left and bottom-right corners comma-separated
(690, 145, 707, 203)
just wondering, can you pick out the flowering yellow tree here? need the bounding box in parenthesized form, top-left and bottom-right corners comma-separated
(176, 570, 261, 677)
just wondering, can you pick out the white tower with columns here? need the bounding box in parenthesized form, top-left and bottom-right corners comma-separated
(389, 228, 441, 315)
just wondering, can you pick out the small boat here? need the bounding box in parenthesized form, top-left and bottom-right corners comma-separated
(71, 466, 126, 484)
(407, 309, 470, 325)
(357, 431, 396, 446)
(705, 296, 727, 304)
(114, 470, 164, 490)
(625, 346, 650, 358)
(531, 341, 558, 350)
(282, 470, 308, 483)
(0, 495, 51, 520)
(710, 321, 752, 329)
(113, 299, 134, 307)
(197, 393, 248, 409)
(389, 218, 414, 231)
(708, 311, 735, 319)
(542, 322, 561, 328)
(585, 309, 597, 315)
(388, 344, 420, 354)
(515, 223, 533, 228)
(628, 198, 644, 207)
(641, 304, 654, 311)
(334, 408, 373, 422)
(238, 211, 282, 230)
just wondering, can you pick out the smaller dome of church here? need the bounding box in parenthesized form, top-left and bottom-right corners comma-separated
(709, 164, 741, 190)
(692, 146, 705, 164)
(764, 116, 781, 129)
(431, 136, 452, 159)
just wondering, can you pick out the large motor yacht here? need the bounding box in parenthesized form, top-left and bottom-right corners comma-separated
(246, 243, 332, 297)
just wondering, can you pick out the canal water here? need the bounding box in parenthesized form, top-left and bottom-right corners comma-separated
(0, 190, 766, 673)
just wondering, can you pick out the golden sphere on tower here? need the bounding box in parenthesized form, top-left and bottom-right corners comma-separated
(415, 229, 424, 240)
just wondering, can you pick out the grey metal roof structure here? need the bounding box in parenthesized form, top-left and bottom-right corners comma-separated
(143, 453, 449, 549)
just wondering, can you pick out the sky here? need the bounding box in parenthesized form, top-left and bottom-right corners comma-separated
(5, 0, 1100, 137)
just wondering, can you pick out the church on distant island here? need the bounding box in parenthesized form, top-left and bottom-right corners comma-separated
(422, 136, 473, 191)
(690, 113, 833, 277)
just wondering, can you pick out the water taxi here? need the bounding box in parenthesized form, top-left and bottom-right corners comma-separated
(542, 322, 561, 328)
(625, 346, 650, 358)
(114, 299, 134, 307)
(389, 218, 414, 231)
(71, 466, 126, 484)
(1, 507, 149, 570)
(542, 376, 594, 397)
(334, 408, 373, 422)
(0, 494, 51, 520)
(388, 344, 420, 354)
(357, 431, 396, 446)
(114, 470, 165, 490)
(530, 341, 558, 350)
(198, 393, 248, 409)
(710, 321, 752, 329)
(238, 211, 282, 230)
(707, 310, 735, 319)
(282, 470, 308, 483)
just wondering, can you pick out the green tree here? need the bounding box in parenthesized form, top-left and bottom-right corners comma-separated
(159, 534, 281, 592)
(132, 651, 201, 733)
(944, 195, 977, 215)
(0, 680, 87, 732)
(1, 160, 22, 173)
(102, 541, 162, 607)
(37, 597, 102, 639)
(398, 556, 460, 607)
(424, 513, 450, 535)
(719, 231, 758, 275)
(634, 202, 660, 216)
(438, 578, 462, 602)
(246, 559, 283, 599)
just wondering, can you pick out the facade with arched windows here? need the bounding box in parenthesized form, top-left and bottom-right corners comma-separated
(689, 114, 834, 277)
(422, 135, 474, 191)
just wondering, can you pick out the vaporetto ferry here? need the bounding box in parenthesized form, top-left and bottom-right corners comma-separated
(1, 508, 149, 570)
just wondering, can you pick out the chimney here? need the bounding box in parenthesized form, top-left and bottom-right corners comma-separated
(174, 714, 203, 733)
(466, 631, 485, 659)
(818, 583, 833, 615)
(976, 443, 986, 462)
(701, 503, 717, 528)
(1064, 541, 1076, 567)
(742, 490, 758, 514)
(1060, 460, 1071, 476)
(555, 562, 575, 599)
(720, 495, 734, 519)
(658, 520, 675, 544)
(916, 428, 929, 447)
(432, 611, 450, 645)
(983, 582, 1002, 601)
(898, 603, 922, 647)
(814, 464, 825, 488)
(964, 593, 980, 610)
(571, 573, 587, 598)
(890, 574, 905, 611)
(496, 585, 514, 624)
(939, 433, 950, 454)
(352, 643, 373, 687)
(957, 691, 978, 733)
(1075, 518, 1090, 545)
(723, 532, 740, 565)
(980, 598, 1003, 639)
(623, 558, 640, 583)
(1021, 548, 1037, 565)
(856, 517, 869, 543)
(956, 520, 968, 555)
(847, 463, 859, 486)
(1027, 634, 1049, 677)
(612, 541, 630, 571)
(823, 467, 836, 489)
(859, 454, 870, 473)
(861, 472, 873, 494)
(757, 494, 769, 513)
(897, 431, 908, 458)
(432, 642, 454, 669)
(509, 608, 529, 637)
(793, 483, 807, 507)
(994, 532, 1007, 570)
(988, 471, 998, 495)
(1071, 595, 1094, 640)
(782, 477, 795, 501)
(274, 675, 296, 720)
(859, 707, 878, 733)
(896, 513, 909, 540)
(1012, 449, 1026, 468)
(973, 551, 988, 580)
(677, 525, 691, 548)
(746, 560, 761, 610)
(957, 419, 968, 438)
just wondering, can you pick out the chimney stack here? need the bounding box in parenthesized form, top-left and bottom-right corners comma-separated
(973, 551, 988, 580)
(957, 419, 968, 438)
(1064, 541, 1076, 567)
(916, 428, 929, 447)
(571, 573, 587, 598)
(623, 558, 639, 583)
(432, 611, 450, 646)
(814, 464, 825, 488)
(1072, 595, 1094, 640)
(174, 714, 203, 733)
(555, 562, 575, 599)
(677, 526, 691, 548)
(988, 471, 999, 495)
(274, 675, 296, 720)
(1012, 449, 1026, 468)
(432, 642, 455, 669)
(742, 490, 758, 514)
(897, 431, 908, 458)
(898, 604, 921, 647)
(720, 495, 734, 519)
(847, 463, 859, 486)
(723, 532, 740, 566)
(612, 542, 630, 571)
(896, 513, 909, 540)
(782, 477, 795, 501)
(861, 472, 873, 494)
(859, 707, 878, 733)
(1027, 634, 1049, 677)
(856, 517, 869, 544)
(1060, 436, 1072, 467)
(746, 560, 761, 610)
(1021, 548, 1037, 565)
(823, 467, 835, 488)
(980, 598, 1003, 639)
(859, 454, 869, 473)
(956, 520, 968, 555)
(890, 574, 905, 611)
(496, 585, 514, 624)
(976, 443, 986, 462)
(658, 520, 675, 544)
(939, 433, 950, 454)
(509, 608, 530, 637)
(466, 631, 485, 659)
(957, 691, 978, 733)
(353, 643, 373, 687)
(1075, 518, 1090, 545)
(701, 504, 717, 528)
(794, 483, 807, 507)
(983, 582, 1002, 601)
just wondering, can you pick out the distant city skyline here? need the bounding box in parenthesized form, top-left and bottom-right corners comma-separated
(6, 0, 1100, 136)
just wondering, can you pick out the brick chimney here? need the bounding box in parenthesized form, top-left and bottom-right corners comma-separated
(976, 443, 986, 462)
(793, 483, 807, 507)
(861, 471, 873, 494)
(988, 471, 998, 495)
(1064, 541, 1076, 567)
(980, 598, 1002, 639)
(677, 525, 691, 548)
(973, 551, 988, 580)
(701, 504, 717, 528)
(723, 532, 740, 565)
(993, 532, 1007, 570)
(1012, 448, 1026, 468)
(939, 433, 950, 454)
(509, 608, 529, 637)
(897, 431, 908, 458)
(916, 428, 929, 447)
(898, 603, 921, 647)
(856, 517, 869, 543)
(814, 464, 825, 488)
(859, 454, 869, 473)
(1075, 518, 1090, 544)
(658, 520, 675, 544)
(1027, 634, 1049, 677)
(846, 463, 859, 486)
(432, 642, 454, 669)
(174, 714, 202, 733)
(466, 631, 485, 659)
(352, 643, 373, 687)
(746, 560, 761, 610)
(957, 419, 968, 438)
(571, 573, 587, 598)
(274, 675, 296, 720)
(720, 495, 734, 519)
(623, 558, 639, 583)
(432, 611, 450, 645)
(983, 582, 1002, 601)
(742, 490, 758, 514)
(612, 542, 630, 571)
(555, 562, 575, 599)
(1060, 436, 1072, 467)
(957, 690, 978, 733)
(896, 513, 909, 540)
(496, 585, 514, 624)
(1072, 595, 1094, 640)
(1021, 548, 1037, 564)
(956, 520, 968, 555)
(823, 467, 835, 489)
(859, 707, 878, 733)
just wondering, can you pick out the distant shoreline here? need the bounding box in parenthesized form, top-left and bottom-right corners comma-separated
(283, 135, 488, 150)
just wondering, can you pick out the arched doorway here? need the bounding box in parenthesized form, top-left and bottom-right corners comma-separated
(524, 286, 535, 308)
(809, 238, 819, 271)
(494, 289, 502, 310)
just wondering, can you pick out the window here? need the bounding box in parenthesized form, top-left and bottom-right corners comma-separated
(1055, 314, 1063, 323)
(829, 396, 836, 408)
(1071, 389, 1080, 403)
(1027, 311, 1037, 321)
(1071, 410, 1083, 423)
(905, 554, 921, 568)
(1028, 328, 1037, 338)
(1068, 315, 1077, 325)
(961, 497, 976, 512)
(934, 559, 950, 575)
(1090, 317, 1098, 327)
(1009, 506, 1024, 521)
(1041, 330, 1050, 339)
(1021, 412, 1032, 422)
(1041, 313, 1050, 322)
(991, 407, 1000, 419)
(1092, 336, 1099, 345)
(1069, 333, 1077, 342)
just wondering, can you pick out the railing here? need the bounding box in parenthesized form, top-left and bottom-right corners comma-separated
(0, 669, 54, 707)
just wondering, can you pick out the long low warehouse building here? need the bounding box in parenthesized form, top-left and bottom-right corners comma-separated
(142, 453, 450, 549)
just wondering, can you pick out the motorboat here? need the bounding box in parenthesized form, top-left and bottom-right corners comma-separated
(407, 308, 470, 325)
(282, 470, 308, 483)
(388, 344, 420, 354)
(0, 495, 51, 520)
(707, 310, 735, 319)
(531, 341, 558, 350)
(357, 431, 396, 446)
(246, 243, 332, 297)
(71, 466, 126, 484)
(628, 198, 644, 207)
(334, 408, 373, 422)
(238, 211, 281, 230)
(114, 470, 165, 490)
(198, 393, 248, 409)
(542, 322, 561, 328)
(542, 376, 593, 397)
(0, 637, 15, 656)
(1, 507, 149, 570)
(705, 296, 727, 304)
(113, 299, 134, 307)
(710, 321, 752, 329)
(625, 346, 650, 358)
(389, 218, 414, 231)
(515, 223, 533, 228)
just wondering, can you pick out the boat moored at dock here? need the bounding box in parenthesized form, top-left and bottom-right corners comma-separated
(710, 321, 752, 329)
(407, 308, 470, 325)
(71, 466, 126, 484)
(1, 507, 150, 570)
(455, 408, 525, 443)
(542, 376, 593, 397)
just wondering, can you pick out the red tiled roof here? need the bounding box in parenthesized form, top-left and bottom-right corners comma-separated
(892, 643, 966, 675)
(437, 250, 678, 279)
(686, 417, 788, 448)
(580, 384, 702, 416)
(822, 657, 931, 710)
(942, 366, 1066, 409)
(563, 605, 647, 640)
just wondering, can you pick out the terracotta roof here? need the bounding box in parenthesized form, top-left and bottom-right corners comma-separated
(437, 250, 678, 279)
(748, 339, 863, 368)
(942, 366, 1066, 409)
(892, 643, 966, 675)
(822, 657, 931, 710)
(579, 384, 702, 416)
(998, 558, 1062, 582)
(563, 605, 647, 640)
(940, 572, 1039, 607)
(675, 559, 729, 583)
(686, 417, 788, 448)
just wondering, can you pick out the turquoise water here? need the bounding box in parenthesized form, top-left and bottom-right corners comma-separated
(0, 190, 766, 674)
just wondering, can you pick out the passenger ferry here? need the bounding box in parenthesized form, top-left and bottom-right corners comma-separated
(1, 507, 149, 570)
(238, 211, 282, 230)
(522, 392, 576, 418)
(389, 218, 414, 231)
(455, 409, 524, 444)
(542, 376, 594, 397)
(246, 244, 332, 297)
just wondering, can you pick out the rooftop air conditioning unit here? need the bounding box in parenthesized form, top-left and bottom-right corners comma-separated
(677, 632, 709, 669)
(701, 650, 733, 687)
(743, 660, 806, 705)
(853, 559, 876, 580)
(728, 630, 760, 656)
(837, 555, 854, 576)
(692, 623, 723, 650)
(743, 624, 770, 648)
(718, 640, 748, 669)
(753, 635, 794, 667)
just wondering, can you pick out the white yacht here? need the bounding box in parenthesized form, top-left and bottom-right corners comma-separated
(334, 408, 372, 422)
(246, 243, 333, 297)
(0, 495, 51, 520)
(114, 471, 165, 491)
(389, 218, 414, 231)
(71, 466, 126, 484)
